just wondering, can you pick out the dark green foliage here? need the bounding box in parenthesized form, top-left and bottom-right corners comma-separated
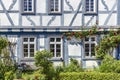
(99, 55, 120, 73)
(35, 50, 55, 80)
(59, 72, 120, 80)
(0, 37, 8, 51)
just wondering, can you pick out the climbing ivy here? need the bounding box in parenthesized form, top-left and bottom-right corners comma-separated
(95, 30, 120, 59)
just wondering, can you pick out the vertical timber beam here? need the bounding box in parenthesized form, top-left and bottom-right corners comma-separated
(64, 39, 69, 66)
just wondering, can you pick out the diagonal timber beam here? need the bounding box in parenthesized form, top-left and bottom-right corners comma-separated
(0, 0, 15, 26)
(104, 0, 117, 25)
(69, 1, 82, 27)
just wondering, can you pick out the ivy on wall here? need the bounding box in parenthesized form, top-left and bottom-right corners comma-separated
(63, 26, 97, 40)
(63, 26, 120, 59)
(95, 30, 120, 59)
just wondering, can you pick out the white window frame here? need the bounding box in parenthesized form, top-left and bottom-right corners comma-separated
(84, 36, 97, 58)
(48, 0, 62, 14)
(49, 37, 63, 58)
(22, 37, 36, 58)
(84, 0, 98, 14)
(21, 0, 36, 14)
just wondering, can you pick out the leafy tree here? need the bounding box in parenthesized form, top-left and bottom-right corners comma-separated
(35, 50, 55, 80)
(0, 37, 10, 80)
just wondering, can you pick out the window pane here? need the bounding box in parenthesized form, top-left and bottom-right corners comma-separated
(30, 38, 34, 42)
(30, 49, 34, 52)
(91, 44, 95, 56)
(55, 0, 59, 11)
(85, 52, 89, 56)
(56, 52, 61, 57)
(56, 38, 61, 42)
(24, 52, 28, 57)
(30, 52, 34, 57)
(85, 37, 89, 41)
(50, 49, 54, 57)
(24, 44, 28, 48)
(23, 38, 28, 42)
(50, 38, 55, 42)
(30, 44, 34, 48)
(91, 37, 95, 41)
(85, 0, 94, 12)
(50, 44, 54, 48)
(56, 44, 60, 48)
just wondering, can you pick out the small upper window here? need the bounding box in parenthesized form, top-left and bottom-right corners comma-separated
(21, 0, 36, 15)
(48, 0, 62, 14)
(85, 0, 98, 15)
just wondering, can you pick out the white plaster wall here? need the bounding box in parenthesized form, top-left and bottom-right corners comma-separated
(7, 35, 18, 60)
(84, 16, 96, 26)
(36, 0, 47, 13)
(53, 61, 63, 67)
(42, 16, 61, 26)
(99, 0, 117, 11)
(68, 42, 81, 56)
(10, 14, 19, 25)
(84, 60, 99, 68)
(64, 14, 74, 26)
(39, 35, 45, 51)
(0, 0, 118, 27)
(64, 0, 82, 11)
(72, 14, 82, 26)
(0, 13, 11, 26)
(99, 14, 117, 26)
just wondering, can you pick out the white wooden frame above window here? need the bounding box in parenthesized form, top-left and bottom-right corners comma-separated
(21, 0, 36, 15)
(48, 0, 62, 14)
(84, 0, 98, 15)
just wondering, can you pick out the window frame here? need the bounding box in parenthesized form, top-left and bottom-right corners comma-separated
(48, 0, 62, 15)
(21, 0, 36, 15)
(49, 37, 63, 59)
(84, 36, 97, 58)
(22, 37, 36, 59)
(84, 0, 98, 15)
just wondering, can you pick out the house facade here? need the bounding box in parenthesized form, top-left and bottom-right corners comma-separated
(0, 0, 119, 68)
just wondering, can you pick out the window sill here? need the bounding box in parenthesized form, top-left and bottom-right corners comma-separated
(48, 12, 62, 15)
(84, 12, 98, 15)
(82, 57, 101, 60)
(21, 12, 36, 15)
(49, 57, 63, 61)
(20, 58, 35, 62)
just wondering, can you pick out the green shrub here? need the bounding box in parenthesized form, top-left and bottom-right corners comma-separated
(63, 58, 83, 72)
(35, 50, 55, 80)
(59, 72, 120, 80)
(99, 55, 120, 73)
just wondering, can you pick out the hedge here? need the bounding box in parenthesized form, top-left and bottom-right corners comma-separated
(59, 72, 120, 80)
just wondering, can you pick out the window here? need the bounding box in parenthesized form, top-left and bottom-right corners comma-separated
(23, 37, 36, 58)
(21, 0, 36, 14)
(48, 0, 62, 14)
(84, 36, 97, 58)
(85, 0, 98, 14)
(49, 37, 62, 58)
